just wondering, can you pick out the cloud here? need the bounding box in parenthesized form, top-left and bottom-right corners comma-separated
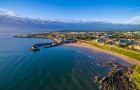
(126, 16, 140, 24)
(0, 8, 16, 16)
(113, 16, 140, 25)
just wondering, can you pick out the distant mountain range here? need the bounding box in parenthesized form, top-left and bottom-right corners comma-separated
(0, 15, 140, 32)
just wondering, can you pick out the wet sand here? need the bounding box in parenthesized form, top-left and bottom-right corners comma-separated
(64, 43, 140, 65)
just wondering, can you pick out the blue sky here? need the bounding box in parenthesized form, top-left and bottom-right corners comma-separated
(0, 0, 140, 24)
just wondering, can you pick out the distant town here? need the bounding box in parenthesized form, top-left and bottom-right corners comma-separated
(15, 31, 140, 51)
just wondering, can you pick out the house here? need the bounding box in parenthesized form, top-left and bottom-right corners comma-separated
(94, 37, 106, 43)
(60, 39, 77, 44)
(119, 39, 134, 47)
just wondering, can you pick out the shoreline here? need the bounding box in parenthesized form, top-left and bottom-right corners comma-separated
(63, 43, 140, 65)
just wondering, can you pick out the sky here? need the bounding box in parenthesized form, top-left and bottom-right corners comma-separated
(0, 0, 140, 24)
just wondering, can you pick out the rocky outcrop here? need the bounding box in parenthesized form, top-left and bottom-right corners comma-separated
(95, 62, 138, 90)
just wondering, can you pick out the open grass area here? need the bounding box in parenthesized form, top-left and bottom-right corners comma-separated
(87, 41, 140, 61)
(133, 66, 140, 89)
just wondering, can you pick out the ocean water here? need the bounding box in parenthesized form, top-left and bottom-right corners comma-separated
(0, 33, 129, 90)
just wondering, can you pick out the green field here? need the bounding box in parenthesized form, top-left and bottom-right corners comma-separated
(87, 41, 140, 61)
(133, 66, 140, 89)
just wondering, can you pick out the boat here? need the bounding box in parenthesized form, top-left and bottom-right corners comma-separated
(29, 46, 40, 51)
(43, 45, 51, 48)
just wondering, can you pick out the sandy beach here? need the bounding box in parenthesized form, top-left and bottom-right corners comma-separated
(64, 43, 140, 65)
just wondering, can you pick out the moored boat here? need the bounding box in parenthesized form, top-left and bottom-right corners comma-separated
(29, 46, 40, 51)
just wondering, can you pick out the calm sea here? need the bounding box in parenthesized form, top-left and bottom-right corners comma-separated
(0, 33, 130, 90)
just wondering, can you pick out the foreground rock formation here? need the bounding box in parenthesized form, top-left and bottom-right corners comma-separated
(95, 62, 138, 90)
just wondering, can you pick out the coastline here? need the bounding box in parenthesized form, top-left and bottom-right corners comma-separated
(64, 42, 140, 65)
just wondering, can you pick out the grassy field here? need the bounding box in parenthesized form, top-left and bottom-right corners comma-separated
(133, 66, 140, 89)
(87, 41, 140, 61)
